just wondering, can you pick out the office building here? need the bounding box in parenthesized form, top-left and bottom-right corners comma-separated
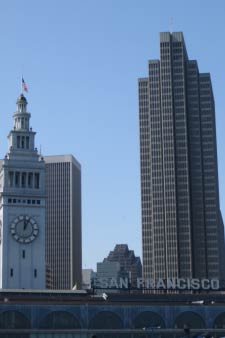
(44, 155, 82, 289)
(96, 260, 122, 280)
(0, 94, 46, 289)
(96, 244, 142, 287)
(82, 268, 96, 289)
(0, 289, 225, 336)
(106, 244, 142, 286)
(138, 32, 225, 281)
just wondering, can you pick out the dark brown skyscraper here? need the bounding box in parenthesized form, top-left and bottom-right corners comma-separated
(138, 32, 225, 282)
(45, 155, 82, 289)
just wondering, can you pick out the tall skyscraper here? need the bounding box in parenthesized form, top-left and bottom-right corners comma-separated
(44, 155, 82, 289)
(0, 94, 46, 289)
(138, 32, 225, 281)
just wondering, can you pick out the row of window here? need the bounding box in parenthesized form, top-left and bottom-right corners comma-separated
(16, 136, 30, 149)
(8, 198, 41, 205)
(138, 81, 148, 88)
(10, 268, 37, 278)
(139, 94, 148, 100)
(8, 171, 40, 189)
(14, 116, 28, 129)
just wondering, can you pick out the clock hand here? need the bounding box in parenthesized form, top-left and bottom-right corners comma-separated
(23, 218, 30, 230)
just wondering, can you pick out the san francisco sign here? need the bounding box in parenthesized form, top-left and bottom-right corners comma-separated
(93, 277, 220, 290)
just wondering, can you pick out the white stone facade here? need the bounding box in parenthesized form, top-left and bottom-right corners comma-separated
(0, 94, 46, 289)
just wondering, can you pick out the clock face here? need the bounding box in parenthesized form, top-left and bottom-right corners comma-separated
(10, 215, 38, 244)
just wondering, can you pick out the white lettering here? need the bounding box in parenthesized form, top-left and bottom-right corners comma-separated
(146, 278, 155, 289)
(201, 279, 210, 290)
(191, 278, 200, 290)
(119, 278, 128, 288)
(94, 277, 220, 291)
(211, 279, 220, 290)
(156, 278, 166, 289)
(186, 278, 191, 289)
(108, 278, 118, 288)
(177, 278, 186, 289)
(167, 278, 177, 289)
(137, 278, 145, 288)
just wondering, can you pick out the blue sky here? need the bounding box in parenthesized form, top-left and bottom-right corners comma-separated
(0, 0, 224, 270)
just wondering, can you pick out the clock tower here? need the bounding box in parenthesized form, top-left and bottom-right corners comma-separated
(0, 94, 46, 289)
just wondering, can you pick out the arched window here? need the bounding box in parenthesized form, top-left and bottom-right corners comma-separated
(89, 311, 123, 338)
(174, 311, 205, 329)
(133, 311, 165, 329)
(40, 311, 81, 329)
(214, 312, 225, 328)
(0, 310, 30, 329)
(89, 311, 123, 329)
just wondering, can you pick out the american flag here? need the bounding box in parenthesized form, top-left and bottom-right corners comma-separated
(22, 77, 28, 93)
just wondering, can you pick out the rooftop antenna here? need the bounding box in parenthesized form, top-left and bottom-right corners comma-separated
(170, 17, 174, 33)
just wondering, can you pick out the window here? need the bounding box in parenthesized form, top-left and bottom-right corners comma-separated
(34, 173, 39, 189)
(8, 172, 13, 187)
(10, 269, 13, 277)
(15, 172, 20, 187)
(28, 173, 33, 188)
(21, 136, 25, 148)
(34, 269, 37, 278)
(17, 136, 20, 148)
(21, 173, 26, 188)
(26, 136, 29, 149)
(22, 250, 25, 259)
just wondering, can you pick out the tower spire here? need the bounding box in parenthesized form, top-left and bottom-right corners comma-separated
(14, 94, 30, 131)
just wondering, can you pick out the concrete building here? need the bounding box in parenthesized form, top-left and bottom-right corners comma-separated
(95, 244, 142, 288)
(138, 32, 225, 281)
(44, 155, 82, 290)
(0, 95, 82, 290)
(0, 290, 224, 336)
(82, 269, 96, 290)
(96, 260, 122, 279)
(0, 94, 46, 289)
(106, 244, 142, 287)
